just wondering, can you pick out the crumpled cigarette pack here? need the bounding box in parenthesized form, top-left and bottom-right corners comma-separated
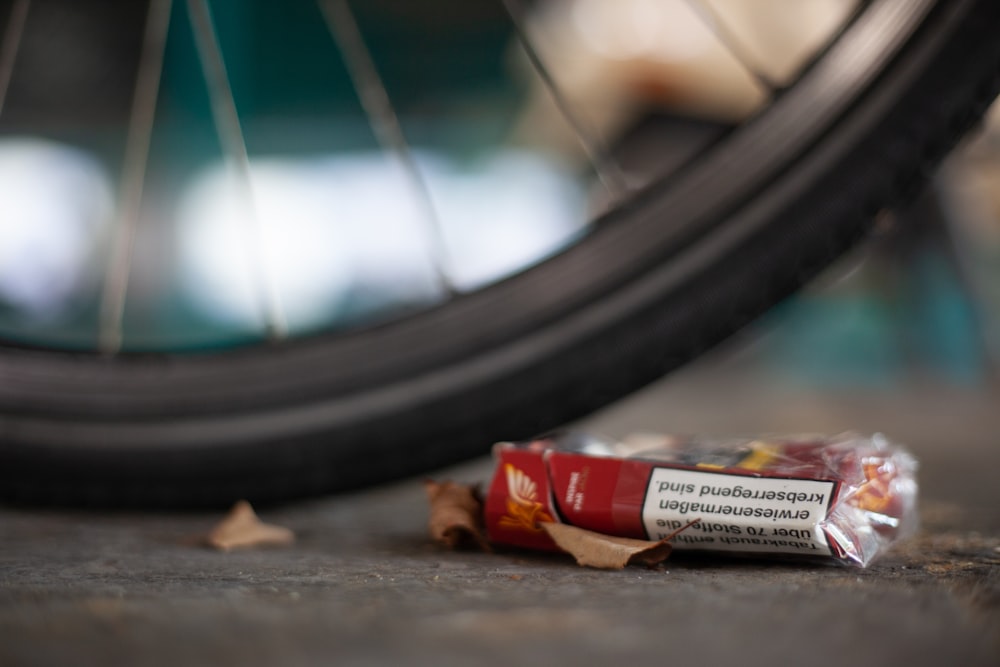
(485, 432, 917, 566)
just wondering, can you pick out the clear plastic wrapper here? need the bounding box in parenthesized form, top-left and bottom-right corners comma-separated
(484, 432, 918, 566)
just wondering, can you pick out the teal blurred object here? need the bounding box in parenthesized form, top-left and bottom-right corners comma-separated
(161, 0, 519, 148)
(765, 287, 903, 389)
(761, 192, 989, 388)
(904, 248, 986, 384)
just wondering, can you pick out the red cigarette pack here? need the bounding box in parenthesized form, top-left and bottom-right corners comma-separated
(485, 432, 917, 566)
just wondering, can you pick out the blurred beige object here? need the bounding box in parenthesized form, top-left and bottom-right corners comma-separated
(514, 0, 859, 161)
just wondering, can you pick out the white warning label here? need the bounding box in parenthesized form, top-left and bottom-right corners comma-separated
(642, 467, 836, 556)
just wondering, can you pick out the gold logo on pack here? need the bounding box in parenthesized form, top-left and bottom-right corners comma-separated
(498, 464, 553, 532)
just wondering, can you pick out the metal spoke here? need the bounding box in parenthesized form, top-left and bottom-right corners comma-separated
(0, 0, 30, 118)
(98, 0, 173, 354)
(318, 0, 456, 295)
(187, 0, 287, 339)
(501, 0, 627, 196)
(682, 0, 780, 93)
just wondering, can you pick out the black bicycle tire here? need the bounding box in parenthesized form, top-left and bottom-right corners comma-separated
(1, 0, 999, 507)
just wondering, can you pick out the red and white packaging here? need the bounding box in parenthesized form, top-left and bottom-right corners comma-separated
(485, 432, 917, 566)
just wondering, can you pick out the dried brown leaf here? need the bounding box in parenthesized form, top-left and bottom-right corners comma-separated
(541, 520, 700, 570)
(204, 500, 295, 551)
(425, 480, 490, 552)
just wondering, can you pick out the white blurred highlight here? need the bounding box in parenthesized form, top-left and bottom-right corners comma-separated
(0, 139, 112, 316)
(177, 150, 584, 332)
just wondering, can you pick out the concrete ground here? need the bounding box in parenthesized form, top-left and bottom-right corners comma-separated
(1, 346, 998, 667)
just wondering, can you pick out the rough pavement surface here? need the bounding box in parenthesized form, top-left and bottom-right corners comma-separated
(1, 359, 998, 667)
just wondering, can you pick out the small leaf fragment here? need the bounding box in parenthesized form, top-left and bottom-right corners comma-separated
(425, 479, 490, 552)
(204, 500, 295, 551)
(541, 519, 700, 570)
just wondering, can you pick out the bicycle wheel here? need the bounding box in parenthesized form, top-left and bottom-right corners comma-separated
(0, 0, 998, 507)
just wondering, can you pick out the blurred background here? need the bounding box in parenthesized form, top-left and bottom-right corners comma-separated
(0, 0, 997, 388)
